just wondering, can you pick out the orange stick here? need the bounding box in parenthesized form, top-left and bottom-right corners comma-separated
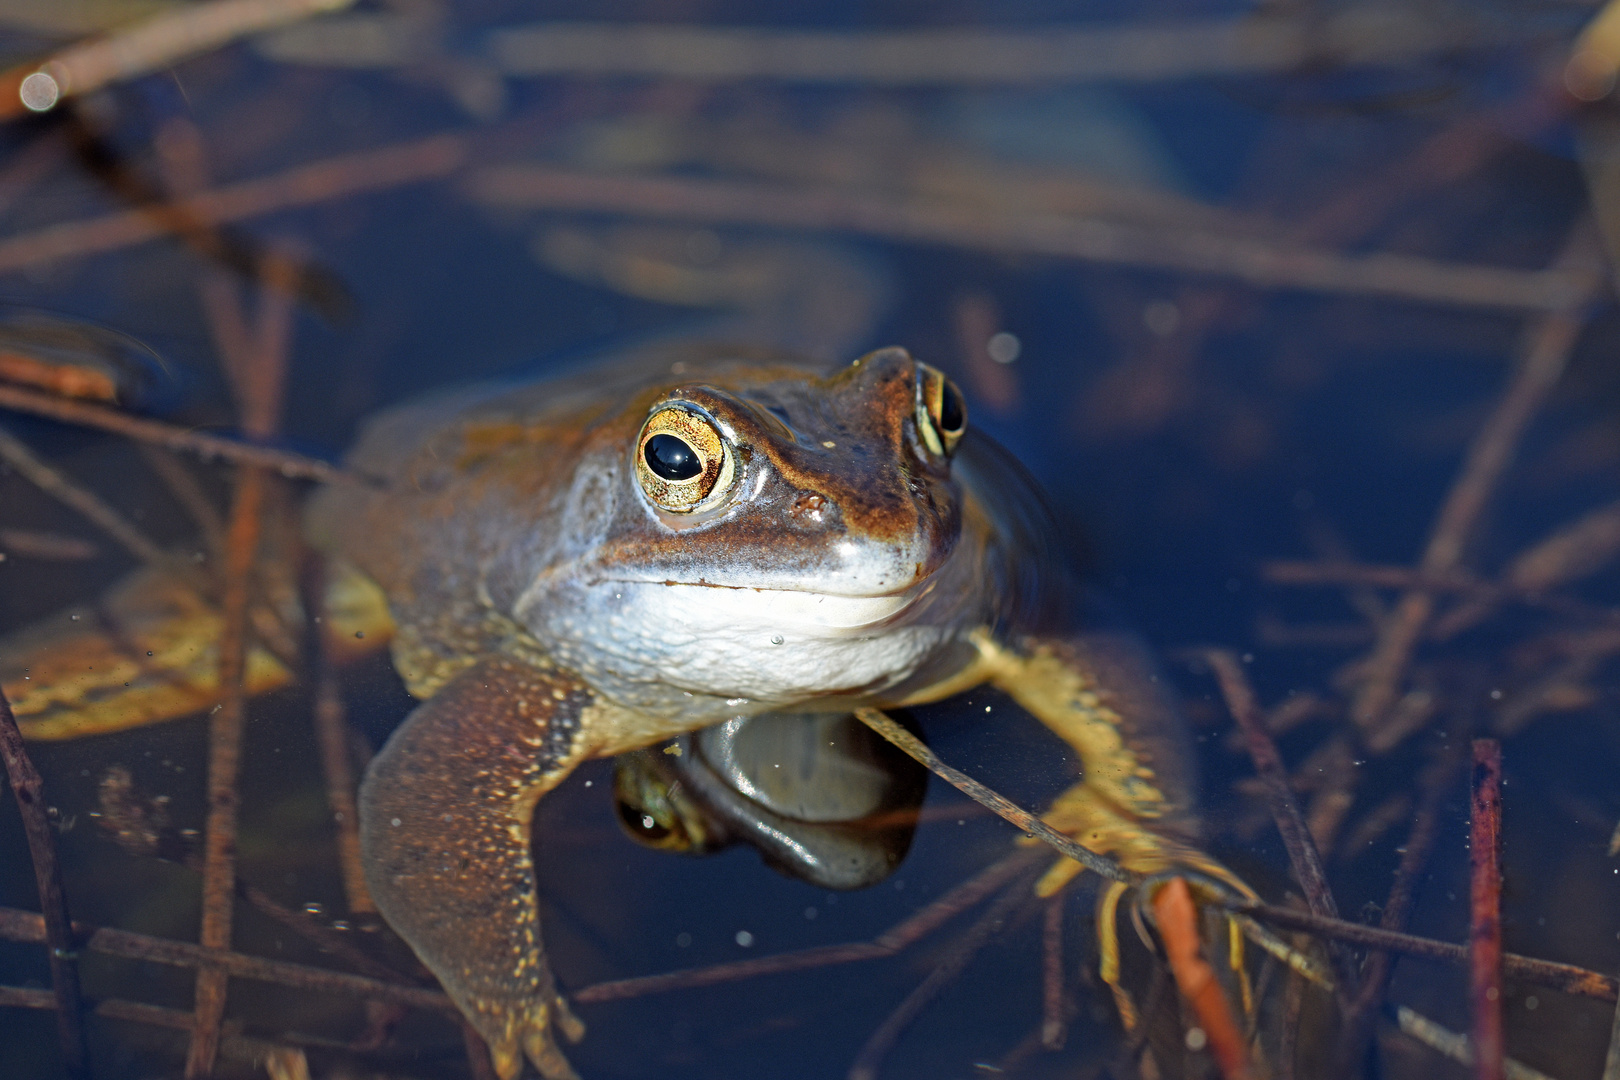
(1152, 877, 1254, 1080)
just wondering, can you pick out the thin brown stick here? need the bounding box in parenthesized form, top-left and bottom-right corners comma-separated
(1204, 650, 1352, 994)
(138, 445, 227, 558)
(468, 165, 1586, 312)
(1, 985, 293, 1063)
(573, 847, 1039, 1004)
(1225, 902, 1616, 1001)
(1153, 878, 1254, 1080)
(1041, 894, 1067, 1050)
(1471, 740, 1504, 1080)
(1350, 228, 1603, 736)
(0, 0, 355, 120)
(304, 557, 373, 914)
(0, 527, 97, 560)
(0, 134, 464, 274)
(315, 662, 372, 914)
(1263, 559, 1620, 629)
(0, 383, 347, 482)
(0, 686, 88, 1077)
(846, 873, 1036, 1080)
(1336, 752, 1461, 1074)
(487, 16, 1530, 85)
(0, 422, 167, 564)
(852, 707, 1130, 883)
(0, 854, 1039, 1024)
(0, 907, 451, 1012)
(188, 236, 295, 1077)
(185, 465, 264, 1078)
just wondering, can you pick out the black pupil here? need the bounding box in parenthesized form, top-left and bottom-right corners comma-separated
(938, 381, 965, 433)
(618, 800, 670, 840)
(645, 433, 702, 481)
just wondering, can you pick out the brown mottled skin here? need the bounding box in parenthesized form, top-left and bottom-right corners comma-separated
(308, 345, 1241, 1079)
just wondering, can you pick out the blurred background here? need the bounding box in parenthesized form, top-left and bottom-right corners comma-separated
(1, 1, 1620, 1078)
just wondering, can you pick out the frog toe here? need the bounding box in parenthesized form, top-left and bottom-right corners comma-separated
(483, 995, 584, 1080)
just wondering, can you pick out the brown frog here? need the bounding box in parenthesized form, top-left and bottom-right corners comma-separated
(301, 343, 1241, 1079)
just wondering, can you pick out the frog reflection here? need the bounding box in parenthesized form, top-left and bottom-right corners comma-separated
(615, 710, 928, 891)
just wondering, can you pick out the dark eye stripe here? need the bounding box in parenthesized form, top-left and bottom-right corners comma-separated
(645, 433, 702, 480)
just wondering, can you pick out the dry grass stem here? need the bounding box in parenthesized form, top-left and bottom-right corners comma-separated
(1337, 752, 1464, 1074)
(0, 0, 355, 120)
(0, 135, 465, 275)
(852, 706, 1130, 883)
(1393, 1006, 1558, 1080)
(1041, 894, 1067, 1050)
(0, 686, 88, 1077)
(488, 15, 1526, 85)
(1470, 740, 1505, 1080)
(1204, 650, 1351, 982)
(1229, 903, 1615, 1002)
(1152, 877, 1254, 1080)
(468, 165, 1586, 311)
(845, 874, 1036, 1080)
(1349, 227, 1605, 739)
(574, 848, 1040, 1005)
(0, 423, 167, 564)
(0, 383, 347, 482)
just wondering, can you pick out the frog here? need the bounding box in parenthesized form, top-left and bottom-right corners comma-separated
(302, 341, 1245, 1080)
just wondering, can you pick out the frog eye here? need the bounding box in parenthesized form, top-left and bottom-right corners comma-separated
(616, 798, 686, 848)
(915, 365, 967, 458)
(635, 406, 736, 513)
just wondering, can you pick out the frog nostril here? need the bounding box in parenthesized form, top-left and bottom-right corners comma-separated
(792, 492, 829, 520)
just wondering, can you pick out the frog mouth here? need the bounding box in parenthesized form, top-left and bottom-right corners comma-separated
(611, 579, 928, 631)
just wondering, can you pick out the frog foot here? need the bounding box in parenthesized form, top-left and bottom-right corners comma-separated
(479, 992, 587, 1080)
(1027, 783, 1258, 1031)
(1029, 782, 1251, 899)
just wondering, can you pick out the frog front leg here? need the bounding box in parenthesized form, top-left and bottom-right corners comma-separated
(359, 657, 593, 1080)
(972, 629, 1249, 897)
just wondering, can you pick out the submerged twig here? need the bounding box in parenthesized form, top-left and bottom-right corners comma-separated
(187, 239, 295, 1077)
(468, 165, 1587, 311)
(1337, 751, 1463, 1073)
(1152, 877, 1253, 1080)
(1471, 740, 1505, 1080)
(0, 422, 167, 564)
(0, 906, 451, 1013)
(0, 686, 88, 1078)
(846, 870, 1037, 1080)
(1228, 903, 1616, 1002)
(1393, 1006, 1557, 1080)
(185, 461, 264, 1077)
(0, 0, 355, 120)
(1041, 894, 1067, 1050)
(0, 135, 465, 276)
(0, 383, 347, 482)
(573, 847, 1040, 1005)
(487, 14, 1527, 85)
(1204, 650, 1353, 991)
(852, 707, 1130, 883)
(1350, 226, 1605, 740)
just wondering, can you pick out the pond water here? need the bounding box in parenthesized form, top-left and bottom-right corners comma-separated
(2, 2, 1620, 1078)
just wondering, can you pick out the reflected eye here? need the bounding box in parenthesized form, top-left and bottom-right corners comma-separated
(915, 364, 968, 458)
(635, 405, 736, 513)
(617, 799, 673, 842)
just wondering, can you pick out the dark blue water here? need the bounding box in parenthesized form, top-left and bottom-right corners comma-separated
(2, 3, 1619, 1078)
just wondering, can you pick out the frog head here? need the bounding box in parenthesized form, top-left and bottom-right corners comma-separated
(518, 347, 992, 717)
